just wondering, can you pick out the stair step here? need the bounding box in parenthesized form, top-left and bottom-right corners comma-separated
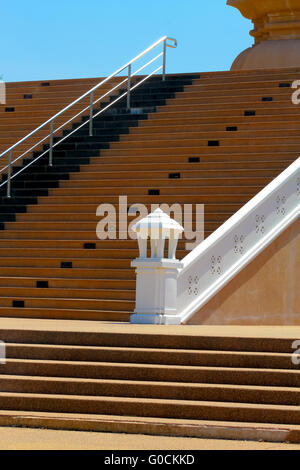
(0, 267, 136, 279)
(0, 287, 135, 300)
(0, 328, 295, 352)
(0, 276, 135, 290)
(0, 408, 297, 441)
(1, 375, 299, 405)
(0, 296, 134, 311)
(1, 359, 299, 387)
(0, 307, 130, 321)
(0, 257, 132, 269)
(3, 344, 297, 369)
(0, 391, 300, 424)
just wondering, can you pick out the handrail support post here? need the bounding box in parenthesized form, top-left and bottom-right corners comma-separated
(7, 151, 12, 198)
(162, 39, 167, 81)
(49, 120, 54, 167)
(127, 64, 132, 110)
(89, 91, 94, 137)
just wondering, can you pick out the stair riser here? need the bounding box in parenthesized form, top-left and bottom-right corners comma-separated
(0, 278, 135, 290)
(0, 308, 129, 321)
(0, 361, 299, 387)
(36, 195, 250, 204)
(68, 168, 284, 179)
(0, 238, 188, 249)
(124, 130, 300, 141)
(0, 268, 135, 280)
(110, 138, 300, 150)
(0, 329, 295, 352)
(58, 177, 272, 188)
(0, 394, 299, 424)
(0, 248, 141, 259)
(23, 203, 241, 215)
(4, 345, 297, 369)
(0, 297, 133, 310)
(14, 213, 227, 223)
(0, 377, 298, 405)
(0, 258, 131, 269)
(99, 145, 300, 156)
(0, 288, 134, 301)
(5, 184, 268, 200)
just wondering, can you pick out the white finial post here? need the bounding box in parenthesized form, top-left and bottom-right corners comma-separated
(130, 209, 184, 324)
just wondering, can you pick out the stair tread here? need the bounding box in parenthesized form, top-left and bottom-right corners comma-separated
(3, 343, 295, 358)
(1, 374, 299, 392)
(1, 408, 300, 431)
(0, 390, 299, 411)
(0, 307, 131, 313)
(4, 357, 300, 373)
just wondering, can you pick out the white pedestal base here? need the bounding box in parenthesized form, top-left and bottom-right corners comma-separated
(130, 313, 182, 325)
(130, 258, 183, 325)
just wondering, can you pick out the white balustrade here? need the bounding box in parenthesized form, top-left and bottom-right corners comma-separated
(130, 158, 300, 325)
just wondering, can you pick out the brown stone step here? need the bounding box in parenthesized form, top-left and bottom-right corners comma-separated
(1, 391, 300, 424)
(147, 107, 300, 120)
(0, 267, 135, 280)
(15, 212, 229, 223)
(44, 185, 264, 198)
(1, 359, 300, 387)
(173, 89, 292, 100)
(136, 121, 300, 133)
(0, 276, 135, 290)
(76, 160, 290, 174)
(125, 129, 300, 141)
(3, 344, 297, 370)
(0, 286, 135, 300)
(0, 257, 131, 269)
(0, 375, 299, 405)
(59, 177, 272, 188)
(163, 98, 297, 110)
(87, 152, 296, 165)
(0, 408, 297, 441)
(110, 136, 300, 150)
(0, 296, 134, 311)
(25, 202, 241, 214)
(100, 145, 300, 157)
(0, 307, 130, 321)
(36, 194, 251, 204)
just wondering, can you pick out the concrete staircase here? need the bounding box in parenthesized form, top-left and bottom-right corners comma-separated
(0, 322, 299, 442)
(0, 69, 299, 322)
(0, 77, 122, 170)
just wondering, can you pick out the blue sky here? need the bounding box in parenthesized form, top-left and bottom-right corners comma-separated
(1, 0, 253, 82)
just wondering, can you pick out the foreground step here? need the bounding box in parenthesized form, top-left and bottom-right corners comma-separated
(0, 409, 299, 442)
(0, 329, 295, 352)
(1, 375, 300, 405)
(0, 392, 300, 424)
(3, 344, 297, 369)
(1, 359, 300, 386)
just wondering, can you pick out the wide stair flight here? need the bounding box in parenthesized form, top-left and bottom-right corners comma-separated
(0, 68, 299, 322)
(0, 325, 299, 441)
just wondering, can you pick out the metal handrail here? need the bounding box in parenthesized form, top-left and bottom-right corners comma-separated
(0, 36, 177, 197)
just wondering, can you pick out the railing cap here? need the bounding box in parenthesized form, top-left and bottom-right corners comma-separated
(132, 208, 184, 235)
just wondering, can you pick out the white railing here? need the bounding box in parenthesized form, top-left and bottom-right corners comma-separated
(0, 36, 177, 198)
(131, 157, 300, 324)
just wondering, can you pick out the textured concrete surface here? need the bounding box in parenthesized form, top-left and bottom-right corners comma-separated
(0, 426, 300, 450)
